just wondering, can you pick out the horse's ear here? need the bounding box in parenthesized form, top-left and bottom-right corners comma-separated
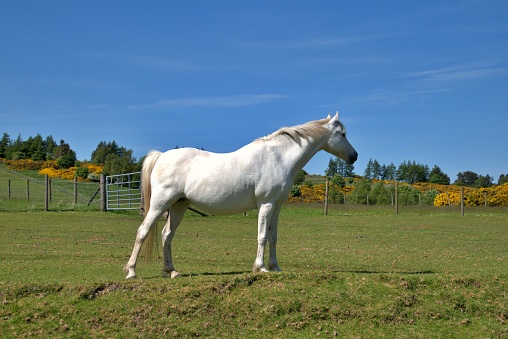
(329, 111, 339, 126)
(327, 113, 331, 119)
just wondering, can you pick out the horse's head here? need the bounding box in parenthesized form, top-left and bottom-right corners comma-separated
(324, 112, 358, 165)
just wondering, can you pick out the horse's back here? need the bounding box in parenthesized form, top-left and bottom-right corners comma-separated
(152, 148, 259, 214)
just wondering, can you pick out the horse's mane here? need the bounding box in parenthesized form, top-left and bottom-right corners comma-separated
(256, 117, 334, 145)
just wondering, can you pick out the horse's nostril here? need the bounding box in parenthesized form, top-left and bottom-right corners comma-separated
(350, 152, 358, 163)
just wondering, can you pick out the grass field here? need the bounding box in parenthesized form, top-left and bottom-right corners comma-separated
(0, 205, 507, 337)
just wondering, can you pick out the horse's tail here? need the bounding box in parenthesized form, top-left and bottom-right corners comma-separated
(141, 150, 163, 261)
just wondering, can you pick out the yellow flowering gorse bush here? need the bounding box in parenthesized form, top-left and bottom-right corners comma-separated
(38, 163, 103, 182)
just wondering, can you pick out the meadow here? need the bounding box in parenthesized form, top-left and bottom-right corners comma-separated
(0, 205, 507, 338)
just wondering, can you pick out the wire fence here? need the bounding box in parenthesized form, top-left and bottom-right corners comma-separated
(0, 168, 491, 216)
(1, 177, 102, 211)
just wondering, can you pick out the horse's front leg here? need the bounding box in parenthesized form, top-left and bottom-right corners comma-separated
(161, 199, 189, 278)
(267, 206, 282, 272)
(253, 203, 274, 272)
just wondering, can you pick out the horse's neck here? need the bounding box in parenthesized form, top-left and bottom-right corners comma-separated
(267, 134, 327, 175)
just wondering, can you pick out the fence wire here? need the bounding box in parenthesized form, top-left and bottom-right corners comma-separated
(1, 178, 101, 210)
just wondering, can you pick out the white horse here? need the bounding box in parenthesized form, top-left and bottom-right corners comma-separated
(124, 112, 357, 279)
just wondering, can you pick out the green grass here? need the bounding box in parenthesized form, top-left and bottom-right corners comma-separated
(0, 205, 507, 337)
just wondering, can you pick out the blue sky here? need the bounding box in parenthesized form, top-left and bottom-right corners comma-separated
(1, 1, 507, 181)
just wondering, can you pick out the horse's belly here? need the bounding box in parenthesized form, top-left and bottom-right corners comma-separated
(189, 192, 257, 215)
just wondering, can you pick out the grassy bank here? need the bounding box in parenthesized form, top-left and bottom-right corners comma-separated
(0, 205, 506, 337)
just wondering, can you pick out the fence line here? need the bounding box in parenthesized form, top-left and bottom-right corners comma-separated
(1, 176, 101, 210)
(1, 173, 491, 215)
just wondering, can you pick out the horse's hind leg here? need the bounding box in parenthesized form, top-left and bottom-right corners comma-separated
(161, 199, 190, 278)
(267, 206, 282, 272)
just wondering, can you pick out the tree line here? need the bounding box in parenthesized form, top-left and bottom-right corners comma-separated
(1, 131, 505, 185)
(0, 132, 140, 175)
(326, 157, 506, 187)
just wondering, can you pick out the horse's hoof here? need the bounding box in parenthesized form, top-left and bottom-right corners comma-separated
(253, 266, 270, 273)
(162, 270, 181, 278)
(125, 274, 137, 279)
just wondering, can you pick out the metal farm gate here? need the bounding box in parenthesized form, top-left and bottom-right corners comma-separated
(106, 172, 142, 210)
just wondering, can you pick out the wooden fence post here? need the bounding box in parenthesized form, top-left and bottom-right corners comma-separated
(26, 179, 30, 200)
(100, 174, 107, 212)
(74, 177, 78, 205)
(8, 179, 11, 199)
(44, 175, 49, 211)
(395, 181, 399, 214)
(324, 178, 329, 215)
(460, 186, 464, 216)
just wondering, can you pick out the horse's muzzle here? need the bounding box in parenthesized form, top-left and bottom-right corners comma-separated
(347, 151, 358, 164)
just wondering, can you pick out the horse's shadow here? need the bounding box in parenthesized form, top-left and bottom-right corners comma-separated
(332, 269, 436, 275)
(142, 269, 436, 280)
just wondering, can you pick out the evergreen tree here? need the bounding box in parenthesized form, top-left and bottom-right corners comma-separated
(455, 171, 478, 187)
(9, 134, 24, 160)
(0, 133, 10, 158)
(429, 165, 450, 185)
(91, 141, 123, 164)
(325, 157, 354, 178)
(499, 174, 508, 185)
(474, 174, 493, 188)
(325, 157, 338, 178)
(382, 163, 396, 180)
(338, 157, 355, 177)
(364, 159, 373, 179)
(29, 134, 45, 161)
(53, 140, 76, 168)
(397, 160, 429, 184)
(103, 149, 138, 175)
(44, 135, 57, 160)
(371, 159, 382, 179)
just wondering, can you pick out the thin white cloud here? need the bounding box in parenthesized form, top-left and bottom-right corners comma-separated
(85, 51, 197, 71)
(404, 63, 508, 84)
(239, 33, 403, 50)
(345, 61, 508, 108)
(128, 94, 286, 110)
(348, 88, 449, 107)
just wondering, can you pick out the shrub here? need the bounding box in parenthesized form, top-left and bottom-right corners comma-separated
(434, 192, 461, 206)
(422, 188, 439, 205)
(57, 154, 75, 169)
(290, 185, 301, 198)
(75, 166, 90, 180)
(370, 182, 393, 205)
(349, 179, 371, 204)
(398, 185, 420, 205)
